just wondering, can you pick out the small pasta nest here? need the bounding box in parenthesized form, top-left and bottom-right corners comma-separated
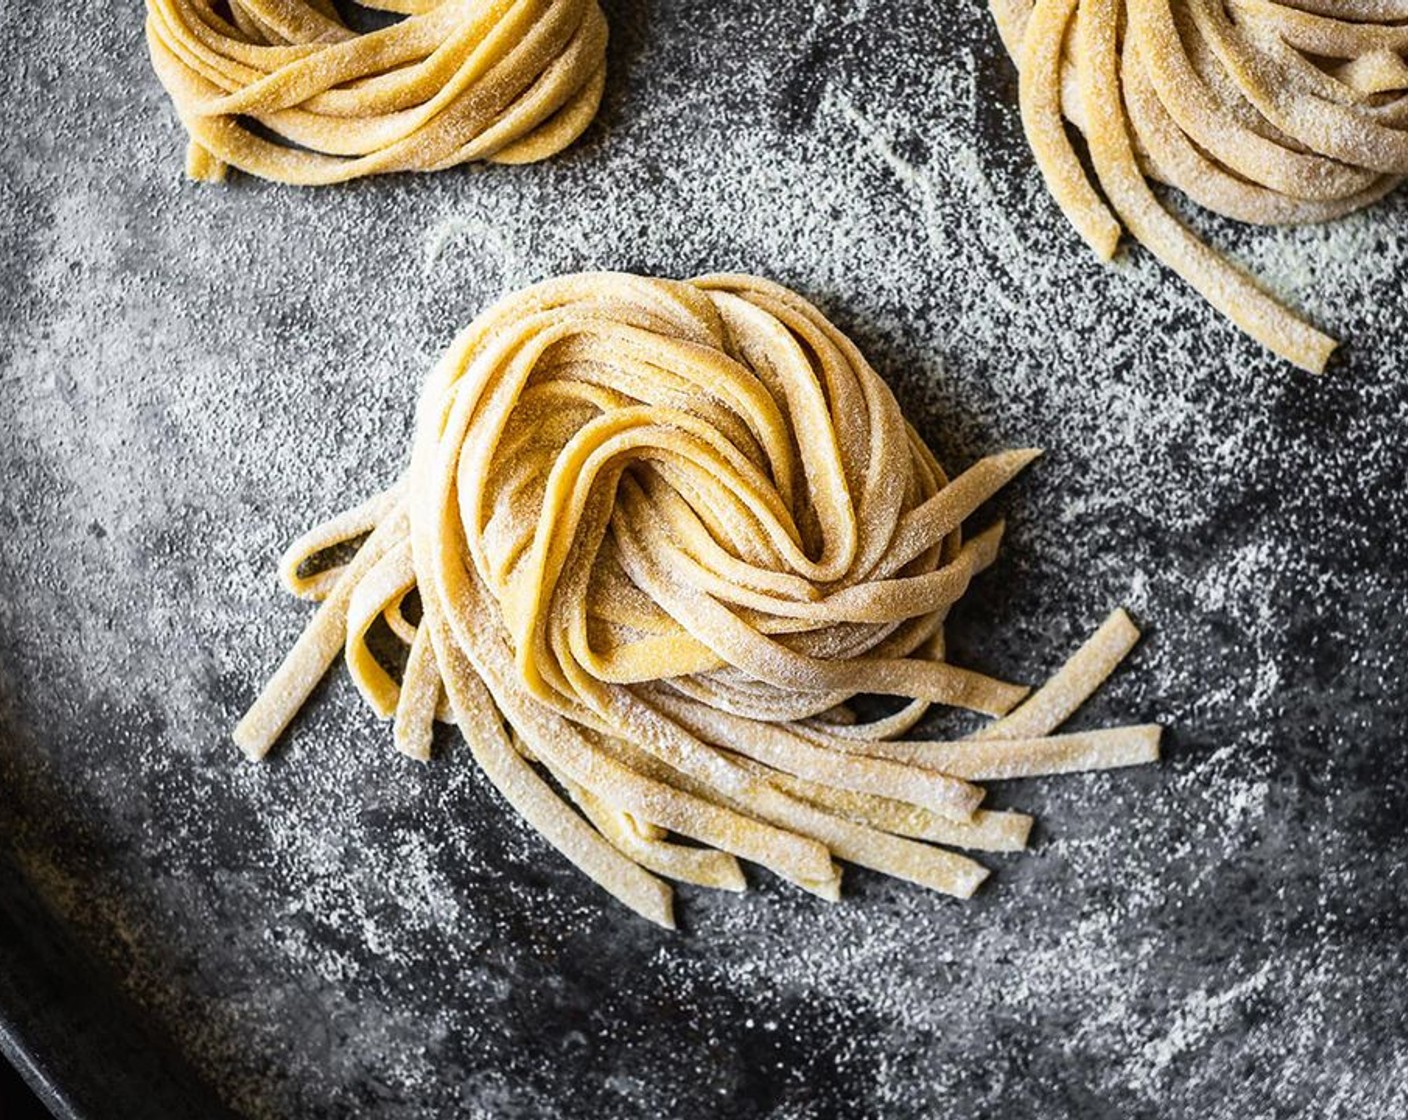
(992, 0, 1408, 372)
(146, 0, 608, 184)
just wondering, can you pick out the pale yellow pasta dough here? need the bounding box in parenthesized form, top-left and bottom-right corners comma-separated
(235, 272, 1160, 927)
(146, 0, 608, 183)
(991, 0, 1408, 373)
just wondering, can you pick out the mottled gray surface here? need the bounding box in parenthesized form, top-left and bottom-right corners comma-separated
(2, 1, 1407, 1118)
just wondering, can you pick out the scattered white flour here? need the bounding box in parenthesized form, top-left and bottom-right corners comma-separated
(1126, 960, 1275, 1094)
(0, 2, 1404, 1119)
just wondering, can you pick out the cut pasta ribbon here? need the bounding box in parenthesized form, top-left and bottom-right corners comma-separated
(234, 272, 1161, 927)
(990, 0, 1408, 373)
(145, 0, 608, 183)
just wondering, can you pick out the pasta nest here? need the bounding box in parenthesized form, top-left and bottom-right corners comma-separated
(992, 0, 1408, 372)
(145, 0, 608, 184)
(236, 273, 1160, 927)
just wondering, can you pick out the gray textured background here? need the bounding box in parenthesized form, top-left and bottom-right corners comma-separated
(2, 1, 1407, 1117)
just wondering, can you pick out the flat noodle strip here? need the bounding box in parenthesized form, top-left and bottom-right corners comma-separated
(854, 725, 1163, 779)
(145, 0, 608, 182)
(1020, 0, 1123, 258)
(550, 763, 749, 892)
(735, 759, 1035, 853)
(992, 0, 1408, 372)
(234, 503, 409, 757)
(972, 608, 1141, 740)
(235, 272, 1161, 926)
(393, 624, 442, 761)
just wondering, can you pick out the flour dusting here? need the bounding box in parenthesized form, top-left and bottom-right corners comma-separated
(0, 2, 1405, 1119)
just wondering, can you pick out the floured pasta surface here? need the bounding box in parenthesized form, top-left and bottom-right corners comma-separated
(146, 0, 608, 184)
(990, 0, 1408, 373)
(235, 272, 1160, 927)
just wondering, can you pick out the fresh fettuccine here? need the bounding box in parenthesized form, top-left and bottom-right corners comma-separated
(991, 0, 1408, 373)
(146, 0, 608, 183)
(235, 273, 1160, 927)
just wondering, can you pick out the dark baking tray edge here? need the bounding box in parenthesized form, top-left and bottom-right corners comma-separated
(0, 852, 238, 1120)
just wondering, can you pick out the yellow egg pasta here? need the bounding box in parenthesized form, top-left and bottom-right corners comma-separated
(146, 0, 608, 184)
(235, 273, 1160, 927)
(991, 0, 1408, 372)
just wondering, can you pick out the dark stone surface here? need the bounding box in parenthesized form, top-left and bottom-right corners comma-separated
(1, 2, 1406, 1118)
